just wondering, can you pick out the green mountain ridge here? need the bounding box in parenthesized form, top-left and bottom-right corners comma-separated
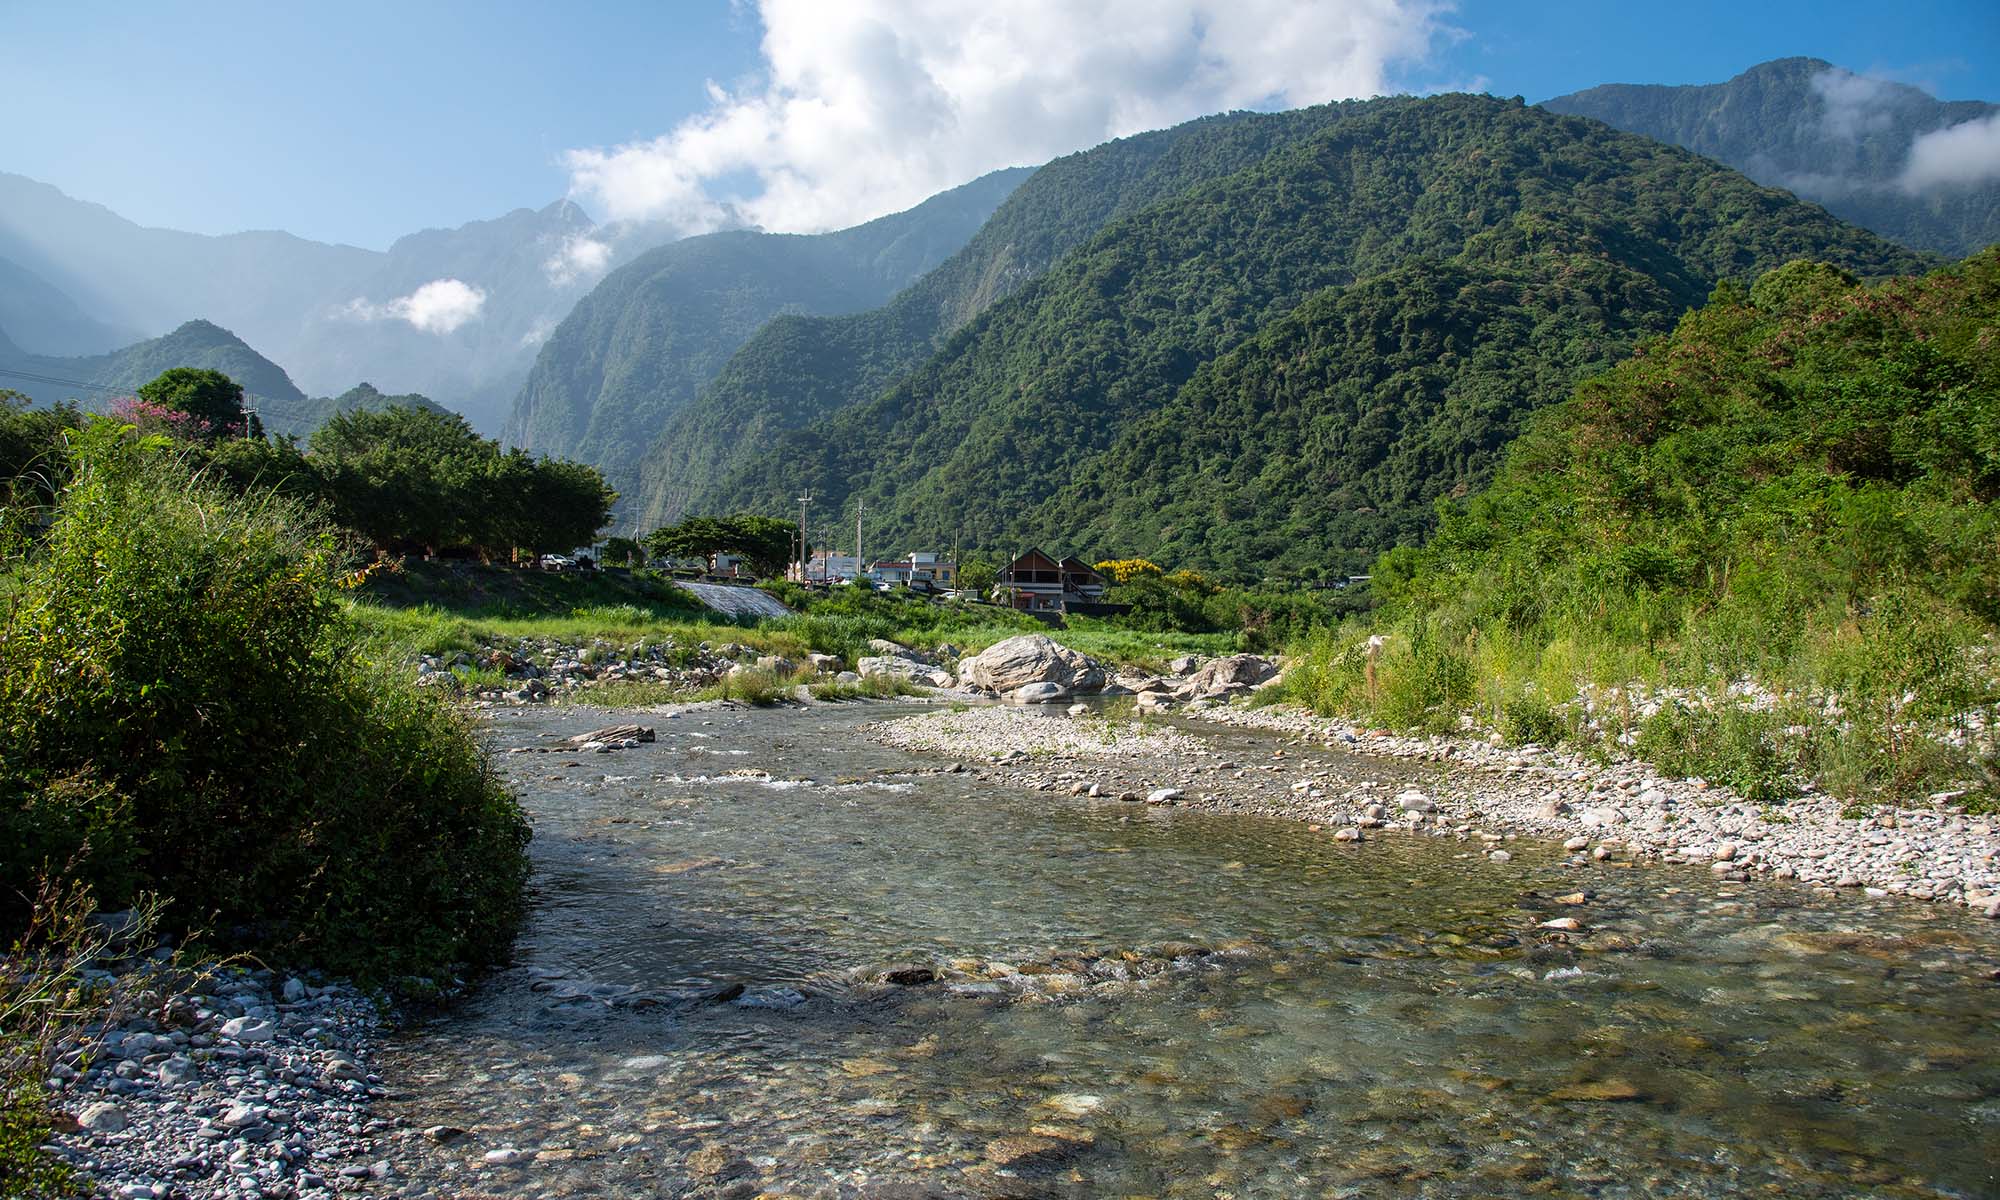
(501, 167, 1033, 489)
(625, 102, 1383, 529)
(1543, 57, 2000, 257)
(671, 93, 1928, 577)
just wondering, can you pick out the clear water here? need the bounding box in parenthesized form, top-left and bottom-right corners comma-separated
(379, 703, 2000, 1198)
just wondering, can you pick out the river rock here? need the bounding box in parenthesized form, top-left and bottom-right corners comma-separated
(78, 1102, 126, 1133)
(219, 1016, 276, 1043)
(866, 638, 923, 660)
(1185, 654, 1279, 697)
(1009, 682, 1071, 704)
(961, 635, 1107, 695)
(1146, 788, 1184, 804)
(857, 656, 955, 688)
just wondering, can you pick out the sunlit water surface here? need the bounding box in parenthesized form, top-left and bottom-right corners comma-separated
(378, 704, 2000, 1198)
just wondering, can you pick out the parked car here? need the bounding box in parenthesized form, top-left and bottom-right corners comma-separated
(538, 554, 574, 571)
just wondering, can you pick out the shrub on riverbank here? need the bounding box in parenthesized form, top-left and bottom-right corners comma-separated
(0, 426, 530, 982)
(1283, 253, 2000, 807)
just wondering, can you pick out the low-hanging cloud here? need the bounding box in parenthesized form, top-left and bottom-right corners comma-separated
(561, 0, 1457, 238)
(1902, 111, 2000, 191)
(544, 234, 613, 286)
(342, 278, 488, 334)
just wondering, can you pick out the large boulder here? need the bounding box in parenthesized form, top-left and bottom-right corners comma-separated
(961, 635, 1106, 695)
(1186, 654, 1279, 697)
(867, 638, 923, 661)
(857, 656, 955, 688)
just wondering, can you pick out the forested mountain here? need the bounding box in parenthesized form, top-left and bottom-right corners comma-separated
(1544, 58, 2000, 257)
(0, 319, 307, 410)
(501, 167, 1031, 487)
(625, 102, 1381, 529)
(673, 94, 1927, 577)
(0, 320, 448, 439)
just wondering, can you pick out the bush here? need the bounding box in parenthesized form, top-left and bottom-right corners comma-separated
(1635, 702, 1789, 802)
(0, 427, 529, 984)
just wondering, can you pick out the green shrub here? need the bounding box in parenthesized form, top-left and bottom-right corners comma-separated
(1497, 693, 1567, 746)
(0, 427, 529, 983)
(1635, 702, 1789, 802)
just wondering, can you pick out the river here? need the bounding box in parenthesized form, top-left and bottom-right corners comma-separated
(376, 701, 2000, 1198)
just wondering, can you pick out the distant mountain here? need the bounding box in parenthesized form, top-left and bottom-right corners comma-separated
(0, 174, 686, 431)
(624, 102, 1391, 530)
(1544, 57, 2000, 257)
(0, 318, 306, 410)
(0, 255, 140, 355)
(0, 320, 457, 440)
(501, 167, 1031, 490)
(674, 94, 1928, 577)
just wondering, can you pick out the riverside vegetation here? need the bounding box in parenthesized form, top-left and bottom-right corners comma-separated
(0, 419, 533, 1188)
(1283, 251, 2000, 810)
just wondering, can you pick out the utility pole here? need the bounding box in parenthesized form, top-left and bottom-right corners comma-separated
(796, 492, 811, 582)
(854, 502, 865, 586)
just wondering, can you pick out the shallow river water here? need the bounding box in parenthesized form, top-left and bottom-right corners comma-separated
(379, 702, 2000, 1198)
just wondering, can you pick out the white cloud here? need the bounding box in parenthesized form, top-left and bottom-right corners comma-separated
(519, 316, 560, 348)
(1901, 111, 2000, 191)
(1811, 68, 1900, 141)
(342, 278, 487, 334)
(561, 0, 1456, 237)
(543, 233, 613, 285)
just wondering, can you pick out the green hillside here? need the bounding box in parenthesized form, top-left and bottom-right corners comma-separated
(684, 94, 1929, 575)
(1289, 250, 2000, 802)
(1544, 57, 2000, 257)
(625, 101, 1384, 529)
(0, 318, 307, 410)
(501, 167, 1031, 487)
(256, 382, 453, 440)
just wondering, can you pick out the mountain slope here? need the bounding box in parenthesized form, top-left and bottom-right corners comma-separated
(0, 255, 141, 355)
(627, 102, 1382, 529)
(502, 167, 1030, 484)
(0, 318, 306, 410)
(256, 382, 453, 441)
(1544, 57, 2000, 257)
(688, 94, 1930, 577)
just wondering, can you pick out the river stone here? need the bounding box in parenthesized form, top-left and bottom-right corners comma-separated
(1146, 788, 1184, 804)
(219, 1016, 276, 1043)
(1185, 654, 1279, 697)
(484, 1147, 537, 1166)
(857, 656, 954, 688)
(1009, 682, 1071, 705)
(961, 635, 1107, 695)
(866, 638, 922, 660)
(1397, 791, 1437, 813)
(78, 1101, 126, 1133)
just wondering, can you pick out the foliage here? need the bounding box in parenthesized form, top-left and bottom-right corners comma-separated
(602, 536, 645, 566)
(135, 366, 253, 440)
(0, 426, 530, 981)
(644, 513, 797, 576)
(955, 553, 999, 595)
(310, 403, 615, 558)
(669, 94, 1925, 577)
(1290, 251, 2000, 803)
(1095, 558, 1164, 584)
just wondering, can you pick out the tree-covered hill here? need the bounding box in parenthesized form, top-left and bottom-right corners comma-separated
(500, 167, 1031, 490)
(0, 318, 307, 410)
(0, 321, 457, 439)
(1544, 57, 2000, 258)
(680, 94, 1929, 576)
(624, 101, 1386, 530)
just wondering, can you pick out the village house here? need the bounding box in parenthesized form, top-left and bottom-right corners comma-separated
(996, 549, 1108, 612)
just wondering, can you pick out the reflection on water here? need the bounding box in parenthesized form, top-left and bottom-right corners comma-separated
(379, 703, 2000, 1198)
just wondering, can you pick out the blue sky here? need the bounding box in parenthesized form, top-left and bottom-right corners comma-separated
(3, 0, 1995, 249)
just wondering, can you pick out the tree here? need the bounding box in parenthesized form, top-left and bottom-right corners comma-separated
(136, 368, 253, 441)
(643, 513, 797, 576)
(602, 536, 644, 566)
(957, 553, 999, 595)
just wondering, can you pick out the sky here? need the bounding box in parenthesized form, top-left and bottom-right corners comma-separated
(3, 0, 1996, 250)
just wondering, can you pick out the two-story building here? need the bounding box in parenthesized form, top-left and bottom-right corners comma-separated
(996, 549, 1108, 612)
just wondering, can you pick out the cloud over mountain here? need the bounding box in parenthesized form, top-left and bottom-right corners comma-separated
(560, 0, 1456, 236)
(1902, 110, 2000, 191)
(342, 278, 488, 334)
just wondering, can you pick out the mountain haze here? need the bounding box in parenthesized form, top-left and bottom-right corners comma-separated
(667, 94, 1928, 577)
(1544, 57, 2000, 257)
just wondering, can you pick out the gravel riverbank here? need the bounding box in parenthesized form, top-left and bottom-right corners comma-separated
(46, 965, 402, 1200)
(871, 702, 2000, 917)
